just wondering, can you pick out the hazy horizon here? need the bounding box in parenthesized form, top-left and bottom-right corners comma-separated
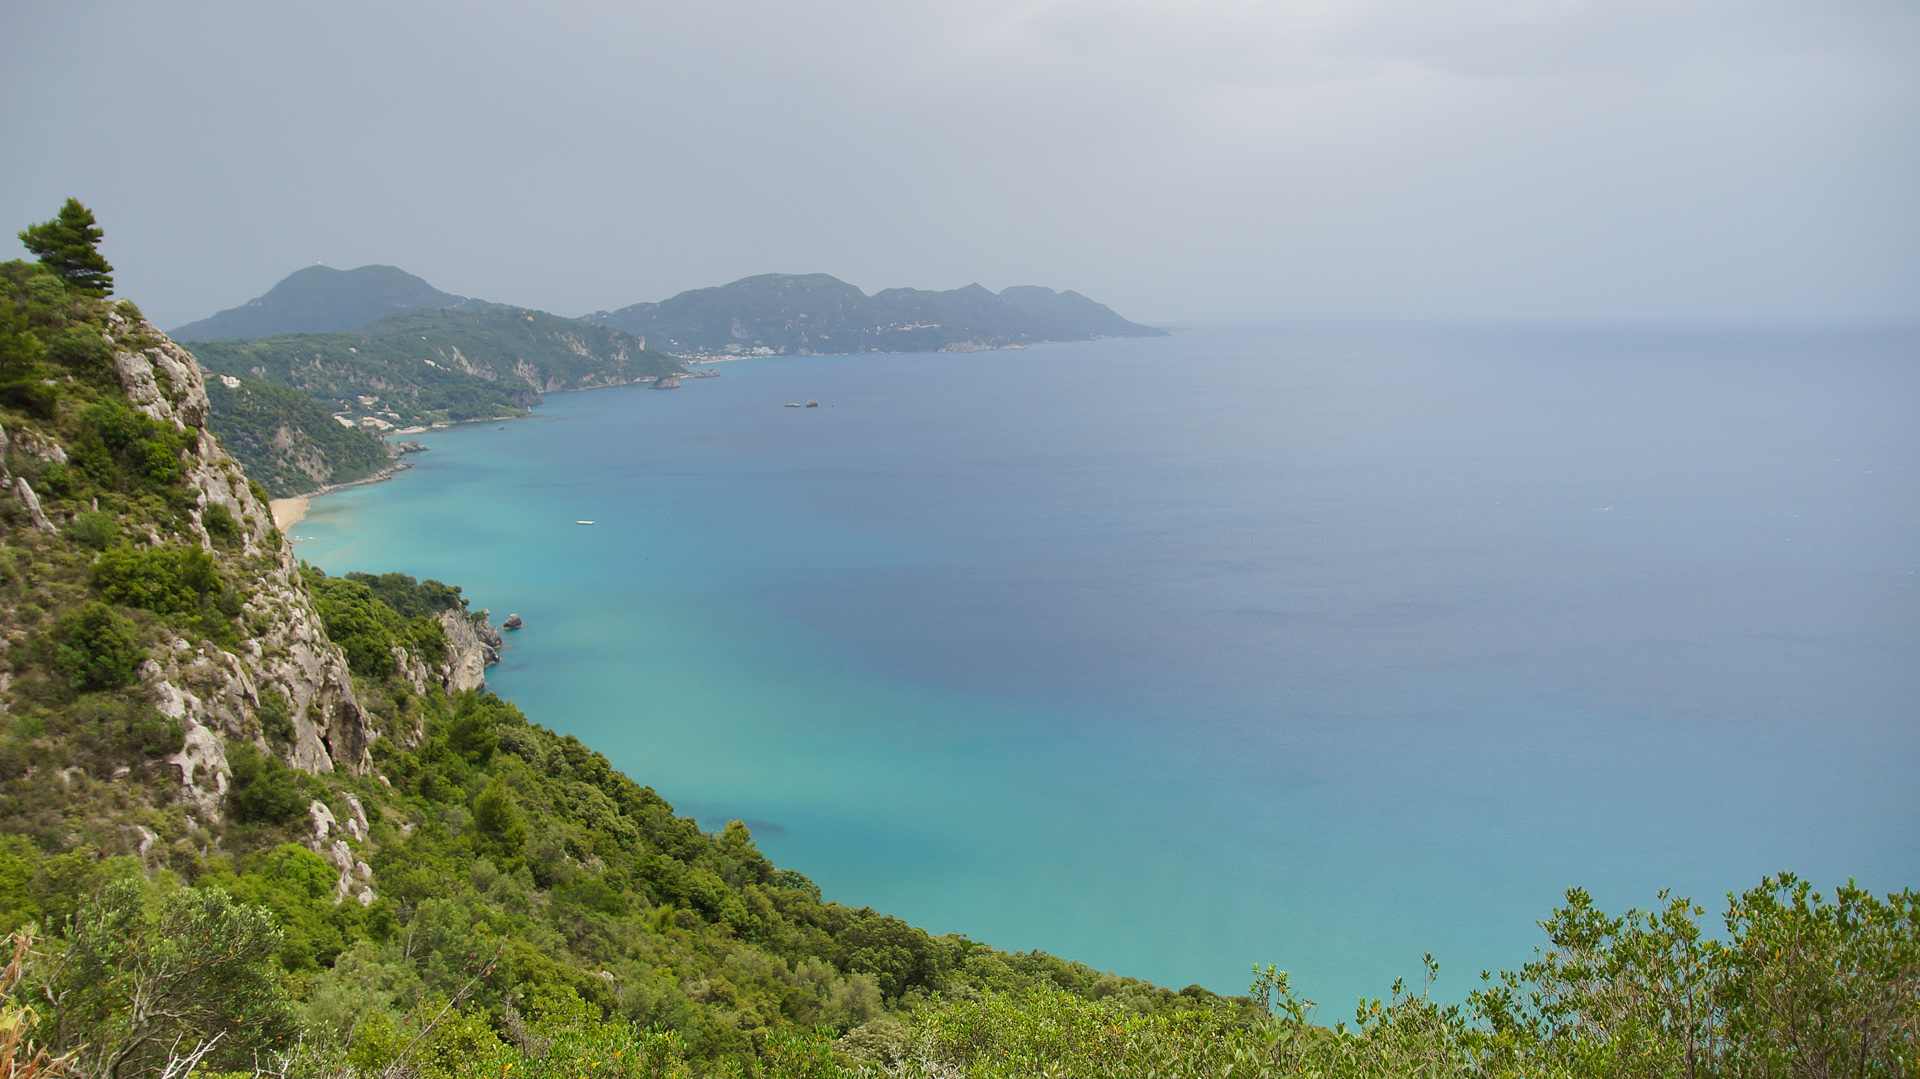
(4, 0, 1917, 328)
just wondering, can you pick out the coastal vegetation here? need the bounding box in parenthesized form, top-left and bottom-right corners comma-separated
(3, 204, 1913, 1078)
(201, 376, 393, 497)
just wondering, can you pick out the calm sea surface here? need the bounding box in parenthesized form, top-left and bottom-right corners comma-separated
(292, 321, 1920, 1010)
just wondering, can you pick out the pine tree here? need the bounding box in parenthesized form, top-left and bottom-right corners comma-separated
(18, 198, 114, 295)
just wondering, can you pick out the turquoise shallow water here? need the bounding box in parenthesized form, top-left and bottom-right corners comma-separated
(292, 321, 1920, 1010)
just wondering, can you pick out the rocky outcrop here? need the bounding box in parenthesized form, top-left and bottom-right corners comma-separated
(10, 477, 54, 533)
(102, 307, 374, 795)
(438, 608, 502, 692)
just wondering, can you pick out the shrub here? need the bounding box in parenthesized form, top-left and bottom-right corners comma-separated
(65, 510, 119, 550)
(202, 502, 240, 542)
(257, 687, 294, 746)
(46, 325, 115, 384)
(41, 879, 297, 1078)
(92, 542, 224, 616)
(70, 400, 191, 491)
(303, 569, 407, 678)
(49, 601, 143, 692)
(226, 743, 309, 826)
(63, 694, 183, 765)
(471, 775, 527, 870)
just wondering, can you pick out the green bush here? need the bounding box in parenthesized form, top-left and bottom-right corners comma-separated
(46, 324, 116, 384)
(69, 399, 191, 491)
(89, 541, 241, 644)
(226, 742, 310, 826)
(65, 509, 120, 550)
(202, 501, 240, 542)
(303, 568, 408, 678)
(49, 600, 143, 691)
(345, 571, 467, 617)
(257, 687, 294, 746)
(471, 775, 527, 870)
(62, 693, 183, 765)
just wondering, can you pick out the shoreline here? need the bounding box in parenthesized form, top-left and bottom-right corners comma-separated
(280, 367, 714, 530)
(269, 496, 309, 529)
(273, 460, 414, 528)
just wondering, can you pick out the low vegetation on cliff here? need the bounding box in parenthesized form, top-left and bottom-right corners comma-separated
(2, 205, 1914, 1079)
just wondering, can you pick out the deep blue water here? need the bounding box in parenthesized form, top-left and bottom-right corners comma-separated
(292, 321, 1920, 1011)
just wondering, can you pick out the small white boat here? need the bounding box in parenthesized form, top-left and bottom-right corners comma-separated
(576, 520, 595, 525)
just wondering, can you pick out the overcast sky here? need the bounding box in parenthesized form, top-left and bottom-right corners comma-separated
(3, 0, 1916, 326)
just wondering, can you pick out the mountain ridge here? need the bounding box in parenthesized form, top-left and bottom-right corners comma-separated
(580, 272, 1167, 357)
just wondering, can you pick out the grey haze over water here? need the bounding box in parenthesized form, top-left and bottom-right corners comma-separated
(4, 0, 1918, 326)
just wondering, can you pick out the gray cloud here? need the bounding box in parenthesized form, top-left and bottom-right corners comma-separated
(2, 0, 1914, 325)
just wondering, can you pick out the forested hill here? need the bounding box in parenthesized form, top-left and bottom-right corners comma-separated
(202, 375, 396, 497)
(579, 274, 1167, 357)
(171, 264, 485, 341)
(189, 304, 682, 429)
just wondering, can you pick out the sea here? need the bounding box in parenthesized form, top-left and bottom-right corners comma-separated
(289, 321, 1920, 1012)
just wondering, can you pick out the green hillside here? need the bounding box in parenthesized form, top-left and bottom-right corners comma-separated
(172, 264, 481, 341)
(203, 375, 396, 497)
(581, 274, 1165, 357)
(190, 305, 682, 428)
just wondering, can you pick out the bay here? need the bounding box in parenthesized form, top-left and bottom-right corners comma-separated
(291, 320, 1920, 1010)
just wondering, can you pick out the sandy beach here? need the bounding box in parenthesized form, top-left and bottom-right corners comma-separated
(270, 497, 309, 529)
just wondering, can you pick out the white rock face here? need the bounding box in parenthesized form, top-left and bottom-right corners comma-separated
(438, 609, 502, 692)
(11, 477, 54, 533)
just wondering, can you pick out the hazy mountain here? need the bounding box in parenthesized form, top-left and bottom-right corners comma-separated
(580, 273, 1165, 357)
(999, 285, 1162, 340)
(171, 264, 484, 340)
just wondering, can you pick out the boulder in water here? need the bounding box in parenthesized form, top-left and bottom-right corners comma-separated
(503, 613, 524, 630)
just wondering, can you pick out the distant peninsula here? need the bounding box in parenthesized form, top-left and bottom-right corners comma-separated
(580, 273, 1167, 358)
(168, 265, 1163, 494)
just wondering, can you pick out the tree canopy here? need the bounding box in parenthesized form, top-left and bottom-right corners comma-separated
(18, 198, 113, 296)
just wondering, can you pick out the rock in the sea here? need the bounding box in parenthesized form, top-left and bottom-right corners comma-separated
(652, 375, 680, 389)
(503, 613, 524, 630)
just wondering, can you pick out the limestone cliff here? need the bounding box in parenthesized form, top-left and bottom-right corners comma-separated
(0, 269, 495, 872)
(100, 304, 373, 801)
(439, 607, 503, 692)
